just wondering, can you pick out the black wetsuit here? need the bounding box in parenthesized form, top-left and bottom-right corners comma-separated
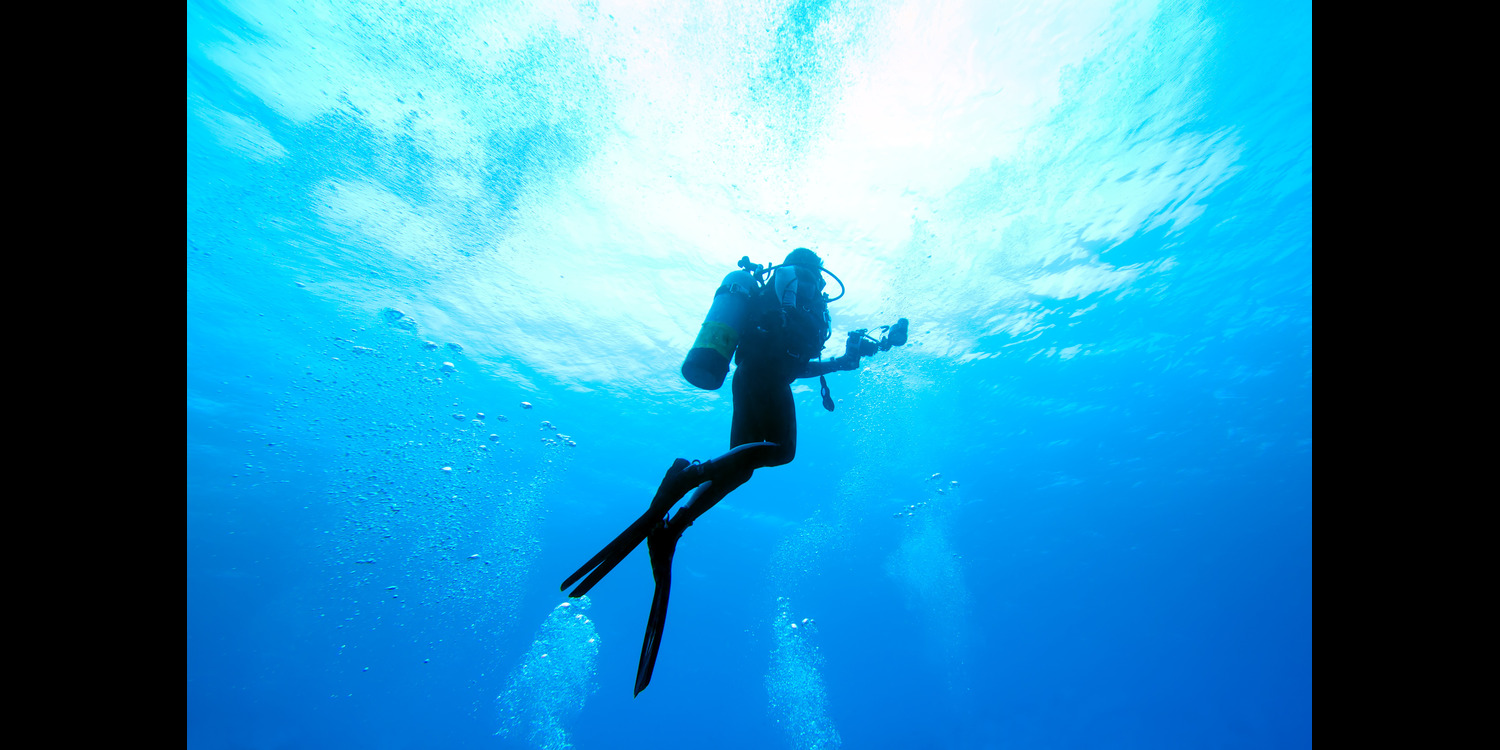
(561, 260, 862, 696)
(676, 301, 856, 522)
(728, 326, 802, 466)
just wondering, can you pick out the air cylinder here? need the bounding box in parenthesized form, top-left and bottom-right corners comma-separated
(681, 270, 756, 390)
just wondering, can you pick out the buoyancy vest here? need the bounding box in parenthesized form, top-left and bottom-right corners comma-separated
(739, 264, 831, 366)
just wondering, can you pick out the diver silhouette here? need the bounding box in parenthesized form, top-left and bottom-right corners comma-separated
(560, 247, 908, 695)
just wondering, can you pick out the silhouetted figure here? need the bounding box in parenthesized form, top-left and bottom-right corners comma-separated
(560, 247, 908, 695)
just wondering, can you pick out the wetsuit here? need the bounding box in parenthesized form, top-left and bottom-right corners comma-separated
(670, 321, 858, 526)
(561, 256, 861, 696)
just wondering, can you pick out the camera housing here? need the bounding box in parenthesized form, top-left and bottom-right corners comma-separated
(847, 318, 909, 358)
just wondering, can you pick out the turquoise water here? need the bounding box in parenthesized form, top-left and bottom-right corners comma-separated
(186, 1, 1312, 748)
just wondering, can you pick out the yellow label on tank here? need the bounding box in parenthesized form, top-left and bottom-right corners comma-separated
(692, 321, 739, 359)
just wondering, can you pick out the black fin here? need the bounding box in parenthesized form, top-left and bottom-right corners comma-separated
(634, 523, 681, 696)
(633, 573, 671, 696)
(560, 510, 658, 597)
(560, 459, 695, 597)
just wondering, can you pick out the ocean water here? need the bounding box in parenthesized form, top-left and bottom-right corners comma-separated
(185, 1, 1312, 748)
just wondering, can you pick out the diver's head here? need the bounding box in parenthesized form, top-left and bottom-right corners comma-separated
(784, 247, 822, 269)
(780, 247, 826, 297)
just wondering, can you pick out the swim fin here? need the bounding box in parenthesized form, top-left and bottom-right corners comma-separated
(560, 458, 700, 598)
(634, 520, 682, 697)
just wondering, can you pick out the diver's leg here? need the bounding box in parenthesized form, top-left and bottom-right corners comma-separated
(634, 375, 797, 694)
(729, 368, 797, 462)
(633, 467, 752, 696)
(560, 457, 709, 597)
(661, 374, 798, 528)
(687, 369, 796, 485)
(631, 439, 762, 694)
(666, 467, 749, 528)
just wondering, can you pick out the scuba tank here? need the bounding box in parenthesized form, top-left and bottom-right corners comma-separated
(681, 269, 757, 390)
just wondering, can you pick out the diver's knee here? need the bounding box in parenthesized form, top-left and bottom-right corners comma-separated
(767, 444, 795, 467)
(727, 466, 756, 486)
(702, 459, 754, 489)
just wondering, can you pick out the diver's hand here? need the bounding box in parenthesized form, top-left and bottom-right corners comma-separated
(844, 330, 872, 362)
(837, 343, 861, 371)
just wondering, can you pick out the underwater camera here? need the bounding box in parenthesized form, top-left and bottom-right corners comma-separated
(848, 318, 909, 357)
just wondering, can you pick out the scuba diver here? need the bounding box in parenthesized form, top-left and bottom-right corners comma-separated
(560, 247, 908, 696)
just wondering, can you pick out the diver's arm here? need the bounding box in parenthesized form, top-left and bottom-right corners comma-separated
(800, 355, 857, 378)
(797, 319, 909, 379)
(797, 335, 862, 379)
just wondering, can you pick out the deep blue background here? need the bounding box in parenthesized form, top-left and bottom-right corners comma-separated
(188, 0, 1311, 747)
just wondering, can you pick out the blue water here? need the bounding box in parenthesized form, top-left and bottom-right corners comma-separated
(186, 1, 1312, 748)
